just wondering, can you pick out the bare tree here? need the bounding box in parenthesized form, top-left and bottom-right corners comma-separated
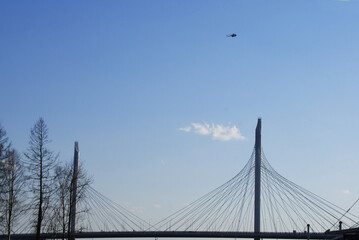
(0, 125, 26, 240)
(0, 124, 10, 156)
(53, 159, 92, 239)
(0, 124, 10, 187)
(1, 150, 26, 240)
(24, 118, 58, 239)
(0, 124, 11, 232)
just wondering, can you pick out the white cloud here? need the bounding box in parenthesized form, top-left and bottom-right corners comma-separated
(192, 123, 211, 135)
(342, 189, 351, 195)
(130, 206, 144, 214)
(178, 126, 192, 132)
(179, 122, 246, 141)
(212, 124, 245, 141)
(153, 204, 161, 209)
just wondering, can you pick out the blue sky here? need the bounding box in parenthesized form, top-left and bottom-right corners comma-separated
(1, 0, 359, 222)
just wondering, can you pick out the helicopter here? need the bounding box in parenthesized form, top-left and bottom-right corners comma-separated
(226, 33, 237, 37)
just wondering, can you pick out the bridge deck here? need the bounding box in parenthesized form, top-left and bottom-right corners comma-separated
(2, 231, 343, 240)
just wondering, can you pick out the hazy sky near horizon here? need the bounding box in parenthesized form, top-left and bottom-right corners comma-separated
(1, 0, 359, 221)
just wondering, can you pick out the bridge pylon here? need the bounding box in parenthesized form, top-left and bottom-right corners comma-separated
(254, 118, 261, 240)
(70, 142, 79, 239)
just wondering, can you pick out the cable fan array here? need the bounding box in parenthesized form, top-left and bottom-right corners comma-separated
(77, 186, 147, 232)
(11, 148, 359, 234)
(13, 186, 147, 233)
(153, 148, 359, 233)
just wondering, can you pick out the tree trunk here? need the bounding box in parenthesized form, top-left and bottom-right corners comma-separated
(36, 155, 43, 240)
(7, 170, 13, 240)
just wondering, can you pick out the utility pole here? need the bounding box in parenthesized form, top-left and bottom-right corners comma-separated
(254, 118, 261, 240)
(70, 142, 79, 238)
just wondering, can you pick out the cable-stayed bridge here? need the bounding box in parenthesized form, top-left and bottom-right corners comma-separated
(2, 119, 359, 240)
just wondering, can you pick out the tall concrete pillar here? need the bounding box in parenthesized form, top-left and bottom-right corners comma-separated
(254, 119, 261, 240)
(70, 142, 79, 236)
